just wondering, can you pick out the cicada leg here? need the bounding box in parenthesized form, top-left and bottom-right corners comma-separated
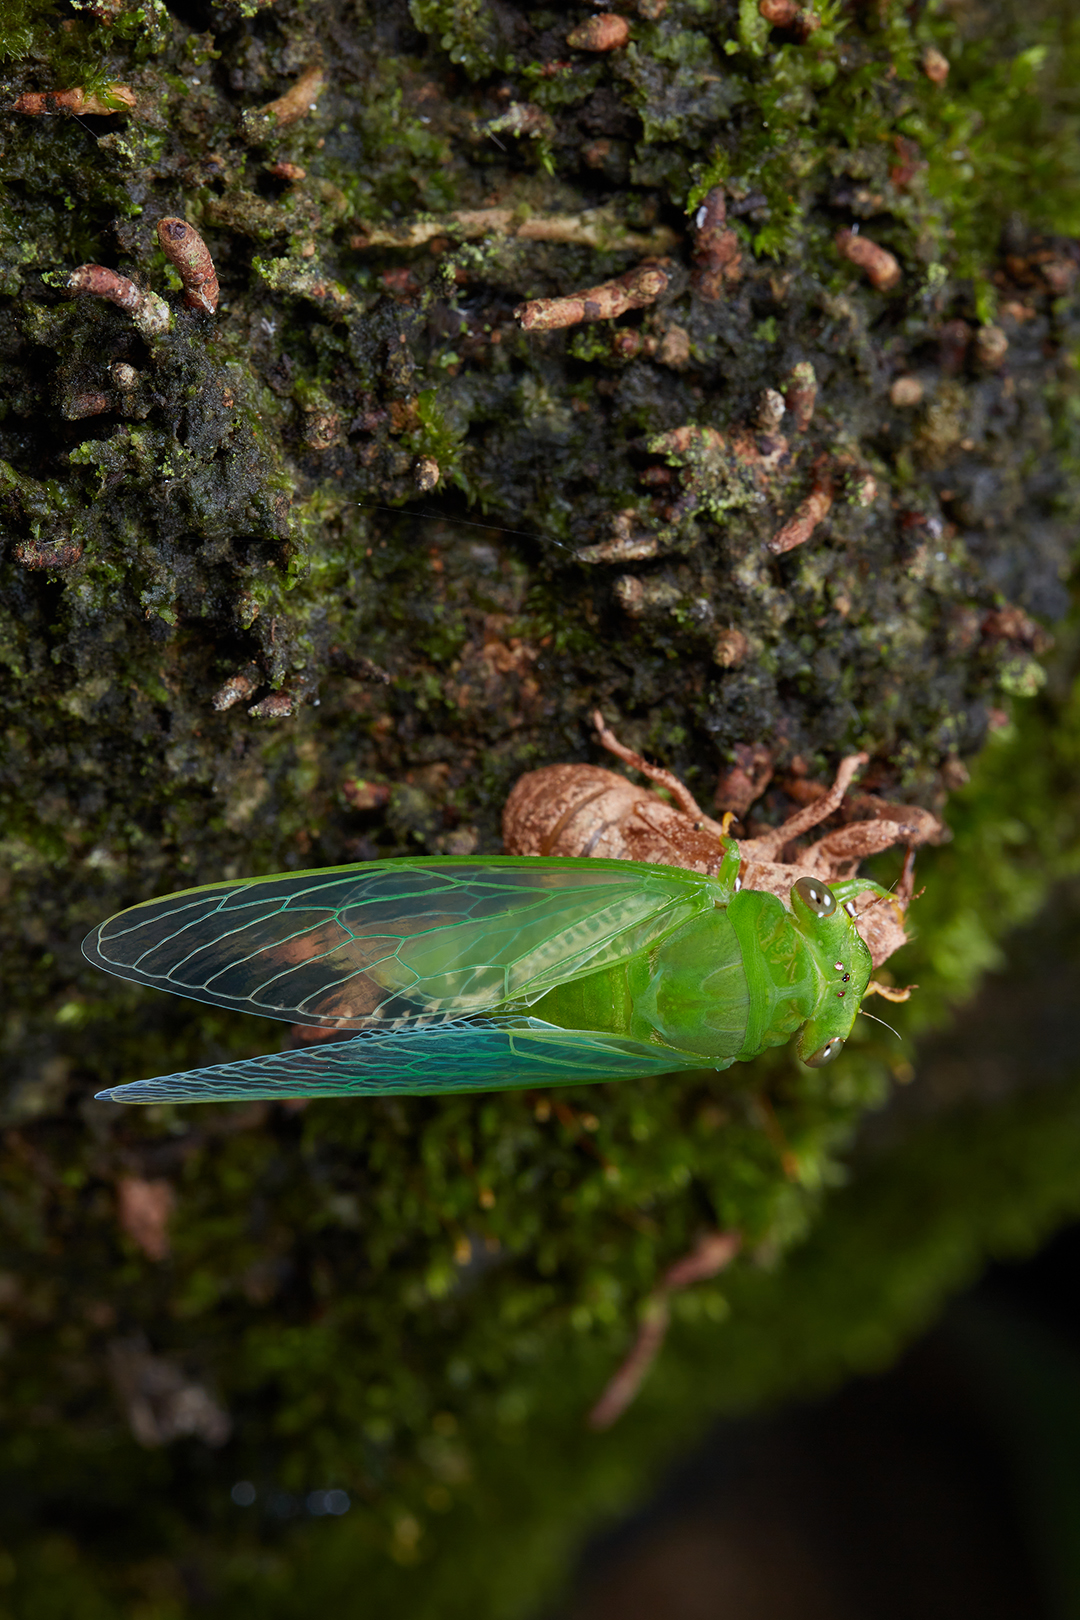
(712, 823, 742, 903)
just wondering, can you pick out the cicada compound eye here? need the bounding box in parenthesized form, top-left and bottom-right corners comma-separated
(792, 875, 837, 919)
(804, 1036, 844, 1068)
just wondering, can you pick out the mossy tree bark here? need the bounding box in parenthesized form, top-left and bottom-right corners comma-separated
(1, 0, 1079, 1609)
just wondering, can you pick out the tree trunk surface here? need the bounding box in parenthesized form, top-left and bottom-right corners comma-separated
(0, 0, 1079, 1610)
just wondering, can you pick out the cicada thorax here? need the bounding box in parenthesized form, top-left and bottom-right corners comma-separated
(502, 763, 729, 872)
(530, 905, 752, 1063)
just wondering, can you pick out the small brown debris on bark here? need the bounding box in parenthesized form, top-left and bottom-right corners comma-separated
(889, 375, 924, 407)
(268, 160, 307, 180)
(486, 101, 554, 142)
(567, 13, 630, 49)
(974, 325, 1009, 369)
(712, 628, 751, 669)
(611, 328, 648, 359)
(835, 229, 901, 290)
(767, 460, 834, 555)
(249, 690, 298, 719)
(343, 779, 391, 811)
(63, 390, 112, 420)
(782, 361, 817, 431)
(211, 673, 257, 711)
(758, 0, 821, 37)
(650, 422, 791, 505)
(755, 388, 786, 433)
(258, 63, 325, 126)
(156, 218, 219, 314)
(117, 1177, 174, 1262)
(12, 84, 136, 115)
(691, 187, 742, 300)
(982, 605, 1053, 655)
(613, 575, 681, 616)
(578, 510, 658, 565)
(302, 407, 341, 451)
(657, 324, 691, 369)
(388, 398, 421, 434)
(80, 0, 127, 22)
(921, 46, 950, 84)
(381, 266, 420, 301)
(582, 138, 613, 169)
(515, 260, 670, 332)
(940, 757, 970, 792)
(588, 1231, 742, 1429)
(414, 455, 440, 493)
(14, 535, 83, 569)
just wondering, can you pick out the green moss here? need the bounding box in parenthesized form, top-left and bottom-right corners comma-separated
(408, 0, 517, 79)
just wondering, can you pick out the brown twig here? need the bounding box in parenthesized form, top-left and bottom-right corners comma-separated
(157, 218, 219, 314)
(12, 85, 136, 115)
(766, 459, 834, 555)
(516, 261, 671, 333)
(350, 207, 677, 256)
(258, 63, 325, 126)
(588, 1231, 742, 1429)
(68, 263, 140, 312)
(67, 264, 171, 338)
(249, 690, 297, 719)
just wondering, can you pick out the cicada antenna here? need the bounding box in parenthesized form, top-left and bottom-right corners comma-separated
(856, 1007, 902, 1041)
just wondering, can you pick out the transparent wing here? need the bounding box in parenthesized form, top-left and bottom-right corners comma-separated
(83, 857, 716, 1030)
(95, 1017, 710, 1105)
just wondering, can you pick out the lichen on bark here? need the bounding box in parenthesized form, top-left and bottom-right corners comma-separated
(1, 0, 1080, 1608)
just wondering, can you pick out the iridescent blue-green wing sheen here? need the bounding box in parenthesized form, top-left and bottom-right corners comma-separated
(94, 1017, 709, 1105)
(82, 858, 717, 1029)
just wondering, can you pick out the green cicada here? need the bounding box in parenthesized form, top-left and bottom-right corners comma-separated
(84, 843, 896, 1105)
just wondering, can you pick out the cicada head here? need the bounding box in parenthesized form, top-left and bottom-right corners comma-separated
(789, 875, 874, 1067)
